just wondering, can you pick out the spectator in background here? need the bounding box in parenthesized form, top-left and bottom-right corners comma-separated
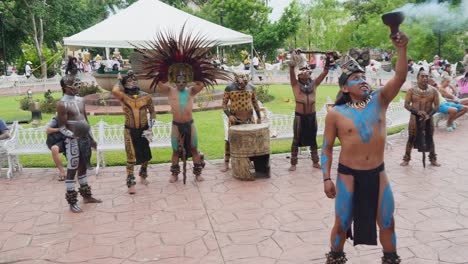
(407, 59, 415, 74)
(309, 54, 317, 70)
(440, 63, 454, 81)
(432, 55, 441, 72)
(45, 116, 66, 181)
(25, 61, 32, 78)
(462, 48, 468, 73)
(252, 55, 259, 70)
(243, 55, 251, 70)
(457, 72, 468, 98)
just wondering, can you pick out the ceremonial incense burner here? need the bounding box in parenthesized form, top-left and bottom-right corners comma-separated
(381, 11, 405, 39)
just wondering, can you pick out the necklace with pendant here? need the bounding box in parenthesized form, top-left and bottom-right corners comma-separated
(346, 95, 372, 109)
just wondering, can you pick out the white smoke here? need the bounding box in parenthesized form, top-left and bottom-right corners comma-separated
(395, 0, 468, 32)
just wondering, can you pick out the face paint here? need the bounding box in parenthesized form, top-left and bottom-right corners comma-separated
(335, 90, 382, 143)
(347, 78, 366, 86)
(336, 176, 353, 232)
(381, 183, 395, 229)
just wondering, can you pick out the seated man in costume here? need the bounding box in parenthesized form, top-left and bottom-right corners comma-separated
(46, 116, 66, 181)
(400, 69, 441, 166)
(135, 28, 231, 183)
(288, 49, 336, 171)
(57, 74, 101, 213)
(321, 31, 409, 263)
(221, 71, 261, 172)
(0, 119, 9, 140)
(112, 71, 155, 194)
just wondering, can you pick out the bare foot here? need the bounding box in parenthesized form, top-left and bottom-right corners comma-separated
(195, 175, 205, 182)
(288, 165, 296, 171)
(430, 161, 441, 167)
(220, 163, 229, 172)
(169, 175, 178, 183)
(127, 185, 136, 194)
(400, 161, 409, 166)
(312, 162, 321, 169)
(140, 177, 149, 186)
(83, 196, 103, 203)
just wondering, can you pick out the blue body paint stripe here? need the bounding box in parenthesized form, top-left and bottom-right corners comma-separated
(381, 183, 394, 229)
(336, 176, 353, 232)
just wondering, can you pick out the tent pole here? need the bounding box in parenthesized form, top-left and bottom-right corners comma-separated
(105, 47, 110, 60)
(250, 42, 254, 79)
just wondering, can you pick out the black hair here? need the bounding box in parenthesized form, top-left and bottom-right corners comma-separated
(416, 67, 426, 78)
(334, 90, 351, 105)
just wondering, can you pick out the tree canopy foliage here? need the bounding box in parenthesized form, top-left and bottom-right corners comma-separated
(0, 0, 466, 75)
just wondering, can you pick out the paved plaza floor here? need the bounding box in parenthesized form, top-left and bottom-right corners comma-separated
(1, 119, 468, 264)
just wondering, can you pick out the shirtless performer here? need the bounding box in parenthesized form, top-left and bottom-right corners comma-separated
(400, 68, 440, 167)
(221, 71, 261, 172)
(135, 27, 231, 183)
(321, 32, 409, 263)
(57, 74, 101, 213)
(288, 50, 335, 171)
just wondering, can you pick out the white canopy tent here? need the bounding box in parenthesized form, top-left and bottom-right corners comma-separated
(63, 0, 253, 50)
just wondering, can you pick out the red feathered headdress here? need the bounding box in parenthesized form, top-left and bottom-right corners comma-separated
(134, 25, 232, 92)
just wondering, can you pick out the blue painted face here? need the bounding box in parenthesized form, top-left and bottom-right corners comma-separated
(347, 78, 366, 87)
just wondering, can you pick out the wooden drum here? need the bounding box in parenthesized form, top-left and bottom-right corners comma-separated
(229, 123, 270, 180)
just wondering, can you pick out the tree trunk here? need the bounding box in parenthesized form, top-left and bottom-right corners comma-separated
(30, 12, 47, 78)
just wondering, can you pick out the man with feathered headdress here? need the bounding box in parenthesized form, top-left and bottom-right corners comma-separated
(220, 71, 262, 172)
(320, 31, 409, 264)
(135, 27, 231, 183)
(112, 71, 155, 194)
(57, 74, 101, 213)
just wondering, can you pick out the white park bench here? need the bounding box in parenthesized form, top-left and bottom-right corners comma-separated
(1, 120, 172, 179)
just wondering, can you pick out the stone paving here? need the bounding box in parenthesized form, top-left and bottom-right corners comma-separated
(1, 119, 468, 264)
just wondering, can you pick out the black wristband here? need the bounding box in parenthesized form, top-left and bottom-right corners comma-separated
(409, 108, 419, 115)
(323, 178, 332, 182)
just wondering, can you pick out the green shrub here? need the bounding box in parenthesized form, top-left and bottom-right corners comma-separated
(19, 96, 34, 111)
(256, 83, 274, 103)
(36, 90, 59, 114)
(79, 82, 103, 97)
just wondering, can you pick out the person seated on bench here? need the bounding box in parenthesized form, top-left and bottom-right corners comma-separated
(46, 116, 66, 181)
(0, 119, 9, 140)
(437, 90, 468, 132)
(439, 77, 468, 106)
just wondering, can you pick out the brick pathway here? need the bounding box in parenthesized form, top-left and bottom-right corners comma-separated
(1, 120, 467, 263)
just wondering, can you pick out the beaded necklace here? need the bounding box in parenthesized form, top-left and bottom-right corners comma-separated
(345, 95, 372, 109)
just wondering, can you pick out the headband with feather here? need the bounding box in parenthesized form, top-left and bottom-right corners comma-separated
(133, 25, 232, 92)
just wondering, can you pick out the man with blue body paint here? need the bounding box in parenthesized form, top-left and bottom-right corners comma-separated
(158, 75, 206, 183)
(321, 31, 409, 264)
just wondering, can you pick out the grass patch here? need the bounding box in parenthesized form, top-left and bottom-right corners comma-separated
(1, 85, 406, 167)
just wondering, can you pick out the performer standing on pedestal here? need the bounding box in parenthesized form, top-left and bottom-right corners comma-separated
(57, 74, 101, 213)
(135, 27, 231, 183)
(321, 31, 409, 263)
(112, 71, 155, 194)
(288, 50, 335, 171)
(221, 71, 261, 172)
